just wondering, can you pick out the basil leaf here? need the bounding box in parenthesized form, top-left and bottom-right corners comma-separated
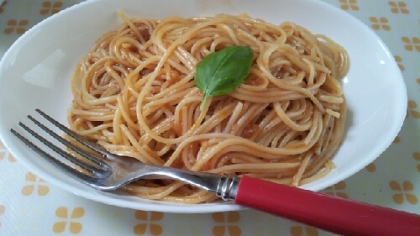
(195, 46, 254, 111)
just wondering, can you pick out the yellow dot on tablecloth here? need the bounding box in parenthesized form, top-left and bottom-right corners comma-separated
(408, 100, 417, 108)
(370, 17, 391, 31)
(324, 181, 348, 199)
(53, 207, 84, 234)
(389, 181, 418, 205)
(4, 19, 29, 35)
(212, 212, 241, 236)
(290, 225, 319, 236)
(133, 211, 163, 235)
(338, 0, 359, 11)
(40, 1, 63, 15)
(71, 208, 84, 218)
(0, 205, 4, 228)
(408, 100, 420, 118)
(401, 37, 420, 52)
(414, 152, 420, 172)
(389, 1, 410, 14)
(21, 172, 49, 196)
(365, 162, 376, 172)
(0, 141, 16, 162)
(0, 1, 6, 14)
(393, 136, 401, 144)
(394, 56, 405, 71)
(8, 154, 15, 162)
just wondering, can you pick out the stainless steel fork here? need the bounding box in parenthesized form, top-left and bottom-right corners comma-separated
(10, 109, 239, 200)
(11, 109, 420, 236)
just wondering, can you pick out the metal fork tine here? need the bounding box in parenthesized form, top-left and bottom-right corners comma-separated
(27, 114, 110, 170)
(10, 128, 100, 182)
(16, 122, 107, 177)
(35, 109, 111, 158)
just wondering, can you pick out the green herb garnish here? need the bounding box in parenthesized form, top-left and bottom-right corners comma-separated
(195, 45, 254, 111)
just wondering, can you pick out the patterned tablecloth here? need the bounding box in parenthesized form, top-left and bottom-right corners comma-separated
(0, 0, 419, 235)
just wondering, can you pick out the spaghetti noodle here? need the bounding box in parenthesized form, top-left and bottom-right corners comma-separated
(68, 13, 348, 203)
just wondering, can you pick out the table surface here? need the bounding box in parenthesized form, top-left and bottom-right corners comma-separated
(1, 0, 419, 235)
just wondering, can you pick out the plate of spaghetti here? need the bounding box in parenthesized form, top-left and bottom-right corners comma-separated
(0, 0, 406, 213)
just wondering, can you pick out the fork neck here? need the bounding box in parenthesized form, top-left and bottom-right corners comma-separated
(216, 176, 240, 201)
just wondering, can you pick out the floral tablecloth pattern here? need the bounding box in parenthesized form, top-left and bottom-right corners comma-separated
(0, 0, 419, 235)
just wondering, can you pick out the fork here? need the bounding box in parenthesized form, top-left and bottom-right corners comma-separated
(11, 109, 420, 236)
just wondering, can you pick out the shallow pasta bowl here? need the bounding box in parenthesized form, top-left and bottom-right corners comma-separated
(0, 0, 406, 213)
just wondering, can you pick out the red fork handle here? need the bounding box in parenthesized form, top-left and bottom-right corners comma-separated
(235, 175, 420, 236)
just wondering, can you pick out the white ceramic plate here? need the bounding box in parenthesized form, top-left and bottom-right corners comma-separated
(0, 0, 406, 213)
